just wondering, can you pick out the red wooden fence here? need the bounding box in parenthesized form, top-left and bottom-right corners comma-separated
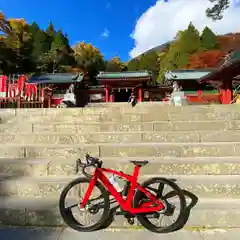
(0, 75, 49, 108)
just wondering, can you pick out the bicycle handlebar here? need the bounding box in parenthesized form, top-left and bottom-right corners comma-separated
(76, 154, 101, 178)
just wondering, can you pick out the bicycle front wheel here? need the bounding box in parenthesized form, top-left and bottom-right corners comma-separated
(59, 177, 110, 232)
(134, 177, 186, 233)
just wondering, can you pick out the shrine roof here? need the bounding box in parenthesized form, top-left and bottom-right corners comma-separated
(27, 72, 84, 84)
(96, 71, 152, 79)
(198, 51, 240, 83)
(164, 69, 212, 80)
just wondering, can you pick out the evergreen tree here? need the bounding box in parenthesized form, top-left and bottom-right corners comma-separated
(157, 23, 200, 82)
(200, 26, 218, 50)
(46, 21, 56, 49)
(28, 21, 40, 36)
(138, 52, 159, 80)
(31, 29, 50, 58)
(38, 30, 74, 72)
(51, 30, 66, 50)
(179, 22, 201, 54)
(127, 58, 140, 71)
(46, 21, 55, 37)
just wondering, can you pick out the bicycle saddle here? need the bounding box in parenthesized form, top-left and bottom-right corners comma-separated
(130, 160, 149, 167)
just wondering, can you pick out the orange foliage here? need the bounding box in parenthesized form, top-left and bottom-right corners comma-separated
(217, 33, 240, 52)
(70, 67, 84, 73)
(186, 50, 225, 69)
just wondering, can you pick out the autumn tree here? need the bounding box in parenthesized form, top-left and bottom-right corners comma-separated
(206, 0, 230, 20)
(186, 50, 224, 69)
(7, 19, 33, 72)
(105, 56, 127, 72)
(73, 41, 105, 84)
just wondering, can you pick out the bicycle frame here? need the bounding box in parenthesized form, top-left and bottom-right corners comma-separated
(80, 165, 165, 214)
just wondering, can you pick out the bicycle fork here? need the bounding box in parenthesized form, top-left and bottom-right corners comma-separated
(80, 171, 99, 208)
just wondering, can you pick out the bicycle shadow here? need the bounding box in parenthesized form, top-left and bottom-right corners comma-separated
(96, 188, 198, 232)
(172, 189, 199, 232)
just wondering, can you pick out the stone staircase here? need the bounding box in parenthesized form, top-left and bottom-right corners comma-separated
(0, 103, 240, 228)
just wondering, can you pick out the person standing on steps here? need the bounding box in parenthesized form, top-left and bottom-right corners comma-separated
(128, 90, 137, 107)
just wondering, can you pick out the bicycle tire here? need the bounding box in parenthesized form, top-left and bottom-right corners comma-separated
(59, 177, 110, 232)
(133, 177, 186, 233)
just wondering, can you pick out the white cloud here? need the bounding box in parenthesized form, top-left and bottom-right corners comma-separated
(101, 28, 110, 38)
(129, 0, 240, 58)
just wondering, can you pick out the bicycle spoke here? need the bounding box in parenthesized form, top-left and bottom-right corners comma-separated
(156, 183, 164, 198)
(65, 203, 79, 211)
(163, 190, 178, 200)
(146, 186, 158, 193)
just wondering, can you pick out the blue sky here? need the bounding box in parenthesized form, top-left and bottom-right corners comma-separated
(0, 0, 158, 61)
(1, 0, 239, 61)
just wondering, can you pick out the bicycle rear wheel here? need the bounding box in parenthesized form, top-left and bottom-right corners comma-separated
(133, 177, 186, 233)
(59, 177, 110, 232)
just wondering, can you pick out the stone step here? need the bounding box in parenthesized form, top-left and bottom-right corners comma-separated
(1, 157, 240, 177)
(1, 120, 240, 133)
(7, 105, 240, 121)
(0, 197, 239, 228)
(0, 174, 239, 198)
(1, 142, 240, 159)
(1, 131, 240, 144)
(8, 110, 240, 123)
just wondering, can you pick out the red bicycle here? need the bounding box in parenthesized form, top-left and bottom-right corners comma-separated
(59, 154, 186, 233)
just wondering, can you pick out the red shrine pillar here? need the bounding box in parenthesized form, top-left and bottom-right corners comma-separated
(221, 79, 232, 104)
(105, 87, 109, 102)
(225, 89, 232, 104)
(138, 87, 142, 102)
(109, 89, 114, 102)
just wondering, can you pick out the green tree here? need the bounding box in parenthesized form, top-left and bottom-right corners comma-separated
(28, 21, 39, 37)
(157, 23, 200, 82)
(138, 52, 159, 81)
(46, 22, 55, 38)
(206, 0, 230, 20)
(37, 30, 74, 73)
(31, 29, 50, 60)
(45, 21, 56, 50)
(105, 56, 127, 72)
(178, 22, 200, 54)
(46, 22, 55, 36)
(127, 58, 140, 71)
(0, 38, 16, 73)
(200, 26, 218, 50)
